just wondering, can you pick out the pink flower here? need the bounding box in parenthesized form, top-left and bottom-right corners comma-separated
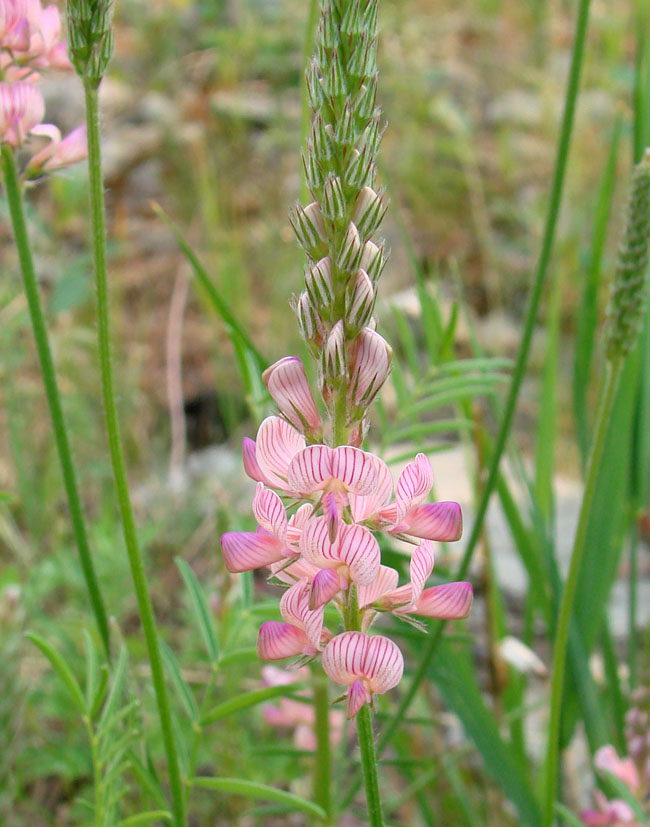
(0, 80, 44, 146)
(1, 0, 70, 71)
(358, 540, 473, 628)
(580, 747, 645, 826)
(322, 631, 404, 718)
(263, 356, 321, 434)
(27, 123, 87, 172)
(350, 452, 463, 542)
(594, 746, 641, 793)
(348, 327, 392, 410)
(257, 579, 329, 660)
(242, 416, 306, 494)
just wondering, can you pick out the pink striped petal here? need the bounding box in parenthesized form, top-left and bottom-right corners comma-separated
(348, 327, 392, 407)
(400, 501, 463, 541)
(242, 437, 271, 485)
(363, 635, 404, 694)
(337, 523, 381, 585)
(270, 555, 320, 585)
(413, 582, 473, 619)
(322, 491, 341, 542)
(358, 565, 399, 608)
(322, 631, 367, 685)
(221, 531, 286, 572)
(257, 621, 312, 660)
(252, 483, 287, 540)
(256, 416, 305, 492)
(346, 679, 372, 718)
(301, 517, 339, 568)
(349, 456, 393, 522)
(407, 541, 435, 603)
(331, 446, 379, 495)
(286, 502, 314, 545)
(395, 453, 433, 516)
(280, 579, 325, 650)
(309, 568, 341, 609)
(263, 356, 321, 432)
(287, 445, 334, 494)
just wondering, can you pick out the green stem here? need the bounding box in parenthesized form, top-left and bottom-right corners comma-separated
(356, 705, 384, 827)
(82, 81, 186, 827)
(1, 146, 111, 660)
(341, 0, 592, 806)
(542, 358, 623, 826)
(311, 666, 333, 824)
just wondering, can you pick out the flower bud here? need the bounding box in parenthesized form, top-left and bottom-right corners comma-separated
(336, 222, 362, 273)
(353, 186, 387, 238)
(322, 320, 346, 381)
(322, 174, 346, 222)
(263, 357, 321, 433)
(345, 146, 373, 189)
(295, 291, 325, 348)
(320, 3, 338, 51)
(306, 59, 324, 110)
(355, 76, 378, 120)
(66, 0, 115, 87)
(306, 257, 334, 308)
(360, 240, 387, 282)
(289, 202, 328, 259)
(312, 113, 335, 162)
(361, 0, 378, 36)
(605, 150, 650, 360)
(346, 269, 375, 328)
(349, 327, 392, 409)
(323, 48, 346, 99)
(340, 0, 363, 36)
(302, 144, 325, 194)
(334, 101, 356, 147)
(346, 31, 369, 79)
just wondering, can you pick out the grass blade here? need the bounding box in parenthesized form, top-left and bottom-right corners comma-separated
(190, 776, 326, 820)
(175, 558, 219, 664)
(25, 632, 86, 716)
(201, 684, 306, 727)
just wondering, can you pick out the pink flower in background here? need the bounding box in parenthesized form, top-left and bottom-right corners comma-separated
(580, 746, 645, 827)
(0, 80, 43, 145)
(27, 123, 87, 172)
(322, 631, 404, 718)
(1, 0, 70, 71)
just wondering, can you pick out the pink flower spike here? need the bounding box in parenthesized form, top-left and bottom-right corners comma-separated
(310, 568, 340, 609)
(255, 416, 306, 492)
(301, 517, 381, 586)
(0, 81, 44, 147)
(322, 631, 404, 717)
(412, 581, 473, 619)
(348, 327, 392, 408)
(398, 501, 463, 542)
(252, 483, 288, 541)
(257, 621, 312, 660)
(221, 530, 286, 573)
(263, 356, 321, 433)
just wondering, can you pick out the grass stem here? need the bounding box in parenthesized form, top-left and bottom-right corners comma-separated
(82, 80, 186, 827)
(1, 145, 111, 660)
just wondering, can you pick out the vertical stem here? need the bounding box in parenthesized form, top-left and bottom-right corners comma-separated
(1, 146, 111, 660)
(628, 526, 639, 688)
(82, 81, 186, 827)
(311, 666, 333, 823)
(356, 705, 384, 827)
(542, 358, 623, 826)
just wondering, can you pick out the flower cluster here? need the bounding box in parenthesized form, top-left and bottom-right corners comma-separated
(580, 688, 650, 826)
(1, 0, 86, 173)
(220, 0, 473, 719)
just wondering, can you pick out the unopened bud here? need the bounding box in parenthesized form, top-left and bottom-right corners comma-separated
(346, 269, 375, 328)
(349, 327, 392, 409)
(346, 31, 369, 79)
(345, 146, 373, 189)
(312, 114, 335, 163)
(66, 0, 114, 87)
(360, 240, 387, 282)
(353, 186, 387, 238)
(334, 101, 356, 148)
(340, 0, 363, 35)
(302, 144, 324, 193)
(355, 76, 378, 121)
(336, 222, 362, 272)
(361, 0, 378, 36)
(289, 202, 328, 258)
(263, 356, 321, 433)
(320, 4, 339, 51)
(322, 320, 347, 380)
(605, 149, 650, 360)
(306, 59, 324, 110)
(295, 291, 325, 347)
(322, 174, 346, 221)
(306, 256, 334, 308)
(324, 48, 346, 99)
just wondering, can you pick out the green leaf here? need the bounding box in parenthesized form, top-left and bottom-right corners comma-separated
(116, 810, 173, 826)
(159, 639, 199, 720)
(175, 558, 219, 663)
(89, 664, 110, 723)
(127, 752, 168, 811)
(553, 803, 587, 827)
(600, 770, 647, 822)
(428, 641, 542, 827)
(25, 632, 86, 715)
(201, 684, 305, 726)
(98, 647, 128, 730)
(190, 777, 326, 820)
(82, 629, 99, 711)
(217, 647, 258, 668)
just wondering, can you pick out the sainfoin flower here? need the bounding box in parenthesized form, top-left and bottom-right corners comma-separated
(580, 746, 644, 827)
(219, 0, 473, 721)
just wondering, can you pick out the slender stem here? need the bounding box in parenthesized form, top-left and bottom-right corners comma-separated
(628, 525, 639, 688)
(1, 146, 111, 659)
(341, 0, 593, 805)
(311, 666, 333, 824)
(82, 81, 186, 827)
(356, 705, 384, 827)
(542, 358, 623, 826)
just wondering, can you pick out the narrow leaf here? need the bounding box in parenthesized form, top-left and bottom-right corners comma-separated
(116, 811, 173, 826)
(190, 777, 326, 820)
(159, 638, 199, 720)
(201, 683, 305, 727)
(26, 632, 86, 715)
(175, 558, 219, 663)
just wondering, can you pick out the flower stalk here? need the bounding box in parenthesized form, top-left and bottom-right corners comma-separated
(68, 3, 186, 823)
